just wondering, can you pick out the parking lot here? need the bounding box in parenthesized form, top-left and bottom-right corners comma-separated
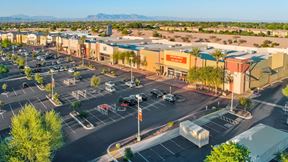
(0, 46, 197, 142)
(130, 112, 243, 162)
(0, 46, 230, 162)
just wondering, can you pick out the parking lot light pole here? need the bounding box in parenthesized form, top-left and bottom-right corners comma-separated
(137, 97, 141, 142)
(130, 57, 133, 83)
(229, 73, 235, 112)
(51, 70, 54, 100)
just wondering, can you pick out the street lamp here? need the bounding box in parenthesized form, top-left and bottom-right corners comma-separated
(51, 70, 55, 100)
(81, 46, 85, 66)
(228, 73, 235, 112)
(137, 97, 142, 142)
(130, 57, 133, 83)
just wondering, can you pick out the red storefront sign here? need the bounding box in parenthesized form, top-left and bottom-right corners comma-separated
(166, 55, 187, 64)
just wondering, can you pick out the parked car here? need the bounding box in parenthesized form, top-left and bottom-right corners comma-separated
(32, 68, 41, 73)
(59, 66, 65, 72)
(125, 81, 136, 88)
(129, 95, 143, 102)
(119, 97, 137, 106)
(136, 93, 148, 101)
(50, 67, 58, 73)
(150, 89, 164, 98)
(22, 82, 29, 88)
(105, 86, 116, 93)
(105, 81, 116, 87)
(68, 68, 75, 73)
(163, 94, 176, 103)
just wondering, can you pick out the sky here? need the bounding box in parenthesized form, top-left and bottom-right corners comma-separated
(1, 0, 288, 21)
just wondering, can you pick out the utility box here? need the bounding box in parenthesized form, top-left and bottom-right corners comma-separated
(179, 120, 209, 148)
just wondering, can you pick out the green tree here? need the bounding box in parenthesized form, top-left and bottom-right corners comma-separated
(0, 100, 4, 111)
(90, 75, 101, 88)
(1, 39, 12, 48)
(212, 49, 226, 68)
(113, 51, 120, 64)
(24, 67, 32, 80)
(278, 151, 288, 162)
(0, 104, 63, 162)
(16, 57, 25, 69)
(0, 65, 9, 74)
(282, 85, 288, 97)
(45, 83, 53, 95)
(187, 67, 199, 84)
(34, 73, 44, 85)
(190, 48, 201, 68)
(239, 97, 252, 111)
(71, 101, 81, 111)
(2, 83, 7, 92)
(124, 148, 134, 161)
(119, 52, 126, 64)
(205, 142, 251, 162)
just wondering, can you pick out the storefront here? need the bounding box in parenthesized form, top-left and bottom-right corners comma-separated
(162, 50, 191, 81)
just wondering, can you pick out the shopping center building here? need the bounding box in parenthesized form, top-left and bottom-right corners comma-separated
(1, 31, 288, 95)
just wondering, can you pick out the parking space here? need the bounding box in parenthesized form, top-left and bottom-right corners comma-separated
(61, 90, 172, 135)
(130, 112, 243, 162)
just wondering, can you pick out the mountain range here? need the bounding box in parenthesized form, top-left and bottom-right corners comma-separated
(0, 13, 286, 23)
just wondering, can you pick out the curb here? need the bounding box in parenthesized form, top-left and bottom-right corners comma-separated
(69, 112, 95, 130)
(46, 95, 63, 107)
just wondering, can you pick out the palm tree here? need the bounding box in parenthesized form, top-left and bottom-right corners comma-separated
(190, 48, 201, 69)
(80, 36, 87, 65)
(212, 49, 226, 68)
(239, 97, 252, 112)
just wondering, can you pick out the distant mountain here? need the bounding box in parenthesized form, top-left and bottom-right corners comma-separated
(0, 15, 62, 22)
(86, 13, 157, 21)
(0, 13, 287, 23)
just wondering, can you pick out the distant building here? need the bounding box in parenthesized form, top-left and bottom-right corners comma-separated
(106, 24, 112, 36)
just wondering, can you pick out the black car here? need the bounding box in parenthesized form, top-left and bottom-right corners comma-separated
(22, 82, 29, 88)
(119, 97, 137, 106)
(150, 89, 164, 98)
(137, 93, 148, 101)
(32, 68, 41, 73)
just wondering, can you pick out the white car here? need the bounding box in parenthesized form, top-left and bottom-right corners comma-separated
(163, 94, 176, 103)
(105, 86, 116, 93)
(130, 95, 143, 102)
(105, 81, 115, 87)
(68, 68, 75, 73)
(125, 81, 136, 88)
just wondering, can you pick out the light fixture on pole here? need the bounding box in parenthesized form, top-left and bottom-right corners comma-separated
(229, 73, 235, 112)
(130, 57, 133, 83)
(51, 70, 55, 100)
(137, 97, 142, 142)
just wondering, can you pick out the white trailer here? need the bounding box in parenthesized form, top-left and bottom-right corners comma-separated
(179, 120, 209, 148)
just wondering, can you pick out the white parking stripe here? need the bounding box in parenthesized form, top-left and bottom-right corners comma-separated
(22, 88, 26, 94)
(160, 143, 175, 155)
(37, 97, 48, 110)
(9, 104, 15, 116)
(150, 148, 165, 161)
(169, 139, 185, 150)
(18, 102, 24, 109)
(87, 112, 106, 124)
(12, 88, 17, 96)
(110, 111, 125, 119)
(27, 99, 35, 107)
(61, 118, 76, 134)
(209, 120, 228, 130)
(29, 85, 35, 92)
(137, 152, 150, 162)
